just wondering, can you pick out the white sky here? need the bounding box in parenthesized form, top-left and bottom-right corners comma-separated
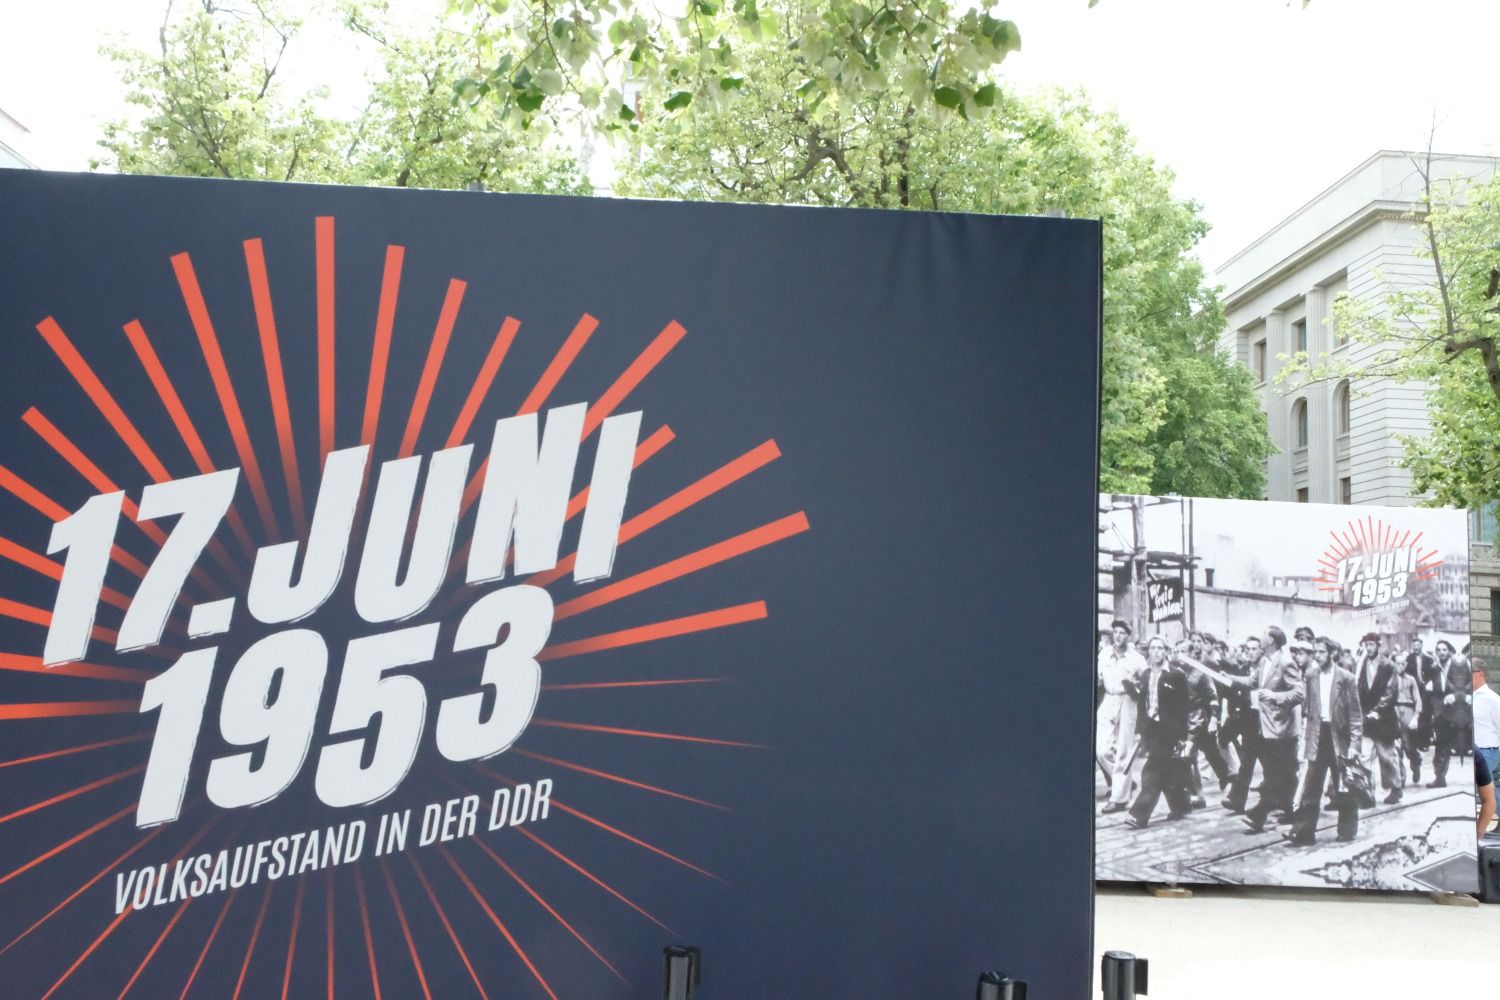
(2, 0, 1496, 277)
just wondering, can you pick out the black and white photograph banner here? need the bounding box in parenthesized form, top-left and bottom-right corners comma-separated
(1097, 494, 1480, 893)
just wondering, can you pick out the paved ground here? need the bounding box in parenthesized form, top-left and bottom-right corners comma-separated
(1096, 747, 1479, 890)
(1094, 883, 1500, 999)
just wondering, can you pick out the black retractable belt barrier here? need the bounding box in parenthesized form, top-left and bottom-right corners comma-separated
(1100, 950, 1148, 999)
(662, 945, 701, 1000)
(976, 970, 1027, 999)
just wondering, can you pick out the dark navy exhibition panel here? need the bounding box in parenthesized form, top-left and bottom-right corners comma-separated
(0, 171, 1099, 998)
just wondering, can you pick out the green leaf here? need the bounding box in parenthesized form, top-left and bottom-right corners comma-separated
(516, 90, 544, 112)
(974, 83, 997, 108)
(719, 74, 745, 91)
(618, 102, 637, 121)
(933, 86, 963, 109)
(663, 90, 693, 111)
(608, 21, 629, 46)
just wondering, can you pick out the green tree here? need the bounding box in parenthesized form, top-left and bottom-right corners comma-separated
(1282, 154, 1500, 509)
(617, 79, 1271, 497)
(456, 0, 1021, 132)
(97, 0, 588, 194)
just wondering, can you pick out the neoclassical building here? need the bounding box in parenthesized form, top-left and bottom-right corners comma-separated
(1216, 150, 1500, 661)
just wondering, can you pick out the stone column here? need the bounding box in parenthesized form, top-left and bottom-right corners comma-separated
(1263, 310, 1290, 500)
(1303, 286, 1334, 502)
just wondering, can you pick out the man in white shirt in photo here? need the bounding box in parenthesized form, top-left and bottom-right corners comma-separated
(1472, 659, 1500, 778)
(1098, 620, 1147, 814)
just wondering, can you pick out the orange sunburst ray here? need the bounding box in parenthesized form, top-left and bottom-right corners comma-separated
(455, 313, 601, 519)
(278, 875, 306, 1000)
(171, 252, 280, 542)
(118, 894, 194, 998)
(513, 825, 675, 933)
(0, 533, 133, 612)
(3, 813, 215, 970)
(316, 217, 336, 461)
(0, 698, 138, 721)
(514, 747, 729, 811)
(325, 869, 336, 998)
(0, 802, 137, 896)
(0, 650, 150, 684)
(436, 845, 560, 1000)
(466, 832, 626, 983)
(179, 888, 237, 999)
(378, 857, 433, 1000)
(0, 732, 148, 771)
(0, 763, 145, 828)
(37, 815, 220, 1000)
(0, 463, 152, 579)
(397, 279, 466, 459)
(0, 594, 119, 645)
(405, 851, 491, 1000)
(33, 317, 173, 485)
(540, 677, 724, 692)
(22, 407, 223, 597)
(439, 424, 674, 610)
(539, 600, 768, 663)
(39, 904, 132, 999)
(444, 318, 522, 450)
(231, 881, 275, 1000)
(121, 319, 260, 561)
(530, 437, 780, 589)
(530, 718, 761, 749)
(474, 763, 719, 880)
(582, 320, 686, 438)
(521, 313, 600, 417)
(243, 239, 308, 536)
(360, 245, 406, 449)
(553, 511, 808, 623)
(352, 865, 385, 1000)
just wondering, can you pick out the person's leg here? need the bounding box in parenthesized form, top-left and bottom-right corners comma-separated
(1245, 741, 1287, 828)
(1164, 755, 1194, 817)
(1109, 699, 1139, 805)
(1128, 755, 1164, 826)
(1270, 740, 1300, 816)
(1377, 739, 1402, 801)
(1096, 696, 1118, 775)
(1291, 746, 1328, 841)
(1225, 729, 1260, 810)
(1197, 730, 1233, 785)
(1430, 719, 1452, 786)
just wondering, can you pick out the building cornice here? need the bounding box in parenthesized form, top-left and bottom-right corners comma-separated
(1222, 200, 1418, 314)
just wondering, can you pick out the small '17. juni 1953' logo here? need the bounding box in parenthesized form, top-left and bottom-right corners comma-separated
(1314, 515, 1442, 608)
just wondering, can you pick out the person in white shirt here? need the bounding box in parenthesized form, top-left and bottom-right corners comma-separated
(1098, 620, 1147, 814)
(1472, 660, 1500, 778)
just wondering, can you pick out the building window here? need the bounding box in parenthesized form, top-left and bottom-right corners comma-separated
(1296, 487, 1309, 503)
(1335, 381, 1351, 435)
(1292, 398, 1308, 448)
(1293, 318, 1308, 356)
(1474, 502, 1500, 543)
(1492, 589, 1500, 636)
(1340, 476, 1352, 505)
(1253, 339, 1267, 382)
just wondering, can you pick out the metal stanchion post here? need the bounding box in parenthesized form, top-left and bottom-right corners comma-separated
(1100, 950, 1148, 999)
(976, 970, 1028, 999)
(663, 945, 701, 1000)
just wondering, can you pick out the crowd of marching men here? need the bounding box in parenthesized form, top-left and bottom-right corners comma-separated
(1097, 621, 1500, 846)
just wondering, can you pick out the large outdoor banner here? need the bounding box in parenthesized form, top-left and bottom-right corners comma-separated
(1097, 494, 1480, 892)
(0, 171, 1101, 998)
